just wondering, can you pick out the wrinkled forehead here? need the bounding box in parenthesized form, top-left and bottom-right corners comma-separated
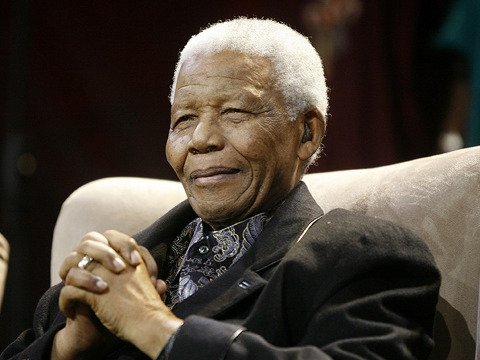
(171, 51, 287, 116)
(176, 51, 275, 91)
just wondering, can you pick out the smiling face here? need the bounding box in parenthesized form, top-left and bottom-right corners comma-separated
(166, 51, 307, 229)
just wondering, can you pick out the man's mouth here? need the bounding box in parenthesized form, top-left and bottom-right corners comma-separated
(190, 167, 240, 180)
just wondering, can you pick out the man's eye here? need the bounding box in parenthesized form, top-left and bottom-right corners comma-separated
(221, 108, 255, 123)
(224, 108, 247, 114)
(222, 109, 253, 120)
(173, 115, 195, 128)
(179, 114, 195, 121)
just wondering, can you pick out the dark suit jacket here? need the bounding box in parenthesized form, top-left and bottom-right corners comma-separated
(0, 182, 440, 359)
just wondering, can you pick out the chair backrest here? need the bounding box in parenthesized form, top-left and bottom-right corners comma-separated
(51, 177, 187, 286)
(303, 146, 480, 360)
(51, 146, 480, 359)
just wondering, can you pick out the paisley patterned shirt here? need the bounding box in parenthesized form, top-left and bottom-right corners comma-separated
(164, 212, 269, 308)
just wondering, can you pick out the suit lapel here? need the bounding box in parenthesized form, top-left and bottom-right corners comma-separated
(170, 182, 324, 319)
(135, 200, 197, 276)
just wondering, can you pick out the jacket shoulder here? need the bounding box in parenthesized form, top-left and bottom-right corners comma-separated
(289, 207, 437, 271)
(317, 208, 430, 250)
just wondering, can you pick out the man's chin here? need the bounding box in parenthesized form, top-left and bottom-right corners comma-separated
(189, 199, 252, 230)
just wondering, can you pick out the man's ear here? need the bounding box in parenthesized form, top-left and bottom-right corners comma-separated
(296, 107, 326, 161)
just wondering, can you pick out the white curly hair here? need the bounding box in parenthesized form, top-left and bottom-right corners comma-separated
(169, 17, 329, 167)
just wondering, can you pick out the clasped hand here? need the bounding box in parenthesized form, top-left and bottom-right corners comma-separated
(52, 230, 183, 360)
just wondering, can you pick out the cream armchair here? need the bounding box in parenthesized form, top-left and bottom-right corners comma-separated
(51, 146, 480, 360)
(0, 233, 9, 313)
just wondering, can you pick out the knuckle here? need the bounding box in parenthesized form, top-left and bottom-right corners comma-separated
(81, 231, 100, 242)
(75, 239, 97, 253)
(125, 238, 138, 251)
(104, 230, 136, 245)
(103, 229, 118, 237)
(65, 251, 80, 263)
(82, 231, 108, 245)
(60, 253, 79, 278)
(64, 268, 77, 285)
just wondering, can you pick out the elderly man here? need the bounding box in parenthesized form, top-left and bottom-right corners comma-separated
(1, 18, 439, 360)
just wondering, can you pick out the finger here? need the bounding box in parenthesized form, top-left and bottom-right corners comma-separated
(59, 251, 84, 281)
(59, 285, 93, 319)
(75, 239, 127, 273)
(64, 267, 108, 293)
(138, 246, 158, 282)
(155, 279, 167, 300)
(81, 231, 110, 246)
(59, 232, 126, 280)
(103, 230, 142, 267)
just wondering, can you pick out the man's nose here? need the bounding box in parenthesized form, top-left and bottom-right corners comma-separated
(189, 120, 224, 154)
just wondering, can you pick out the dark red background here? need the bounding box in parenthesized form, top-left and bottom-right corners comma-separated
(0, 0, 453, 347)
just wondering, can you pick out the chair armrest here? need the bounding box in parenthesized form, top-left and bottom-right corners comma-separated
(0, 233, 9, 313)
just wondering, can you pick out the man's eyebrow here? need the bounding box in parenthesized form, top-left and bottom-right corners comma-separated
(171, 101, 195, 113)
(206, 74, 245, 81)
(176, 83, 207, 91)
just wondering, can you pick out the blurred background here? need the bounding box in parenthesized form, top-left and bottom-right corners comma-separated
(1, 0, 477, 347)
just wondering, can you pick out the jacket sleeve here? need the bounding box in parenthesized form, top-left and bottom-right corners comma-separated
(166, 210, 441, 360)
(166, 316, 336, 360)
(0, 283, 66, 360)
